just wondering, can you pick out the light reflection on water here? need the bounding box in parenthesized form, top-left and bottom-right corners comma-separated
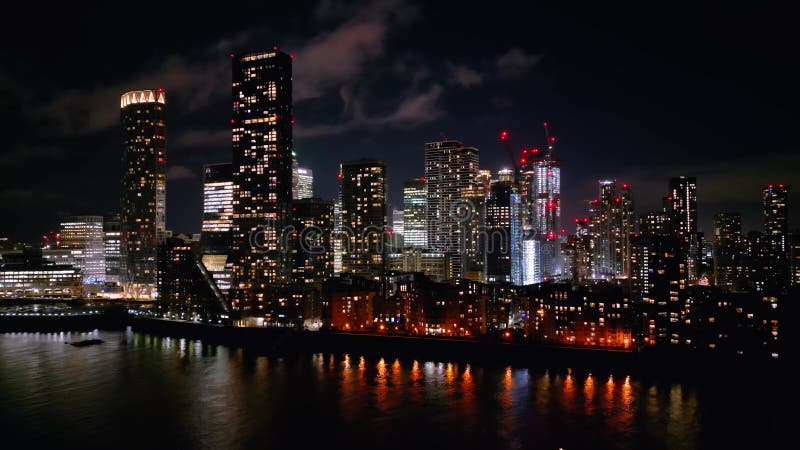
(0, 329, 784, 450)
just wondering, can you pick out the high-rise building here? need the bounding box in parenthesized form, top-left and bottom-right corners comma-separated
(59, 216, 106, 289)
(485, 181, 522, 284)
(789, 231, 800, 286)
(520, 145, 562, 280)
(120, 89, 166, 299)
(230, 49, 293, 314)
(762, 184, 789, 290)
(103, 214, 123, 286)
(763, 184, 789, 252)
(292, 153, 314, 200)
(201, 163, 234, 293)
(403, 178, 427, 248)
(639, 211, 672, 237)
(337, 160, 387, 279)
(460, 184, 487, 282)
(291, 198, 334, 285)
(668, 176, 697, 236)
(585, 179, 633, 279)
(712, 212, 743, 290)
(201, 163, 234, 254)
(392, 209, 404, 236)
(630, 234, 688, 345)
(424, 140, 479, 278)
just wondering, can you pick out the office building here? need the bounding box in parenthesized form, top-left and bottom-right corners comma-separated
(402, 178, 427, 248)
(59, 216, 106, 289)
(200, 163, 234, 293)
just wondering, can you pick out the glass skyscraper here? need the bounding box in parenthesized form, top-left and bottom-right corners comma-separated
(402, 178, 427, 248)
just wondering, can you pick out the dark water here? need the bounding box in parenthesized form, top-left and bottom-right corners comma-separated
(0, 329, 784, 449)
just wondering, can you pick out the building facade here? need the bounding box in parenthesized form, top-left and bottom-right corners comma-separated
(402, 178, 428, 248)
(424, 140, 479, 278)
(229, 50, 293, 314)
(336, 160, 388, 279)
(120, 89, 167, 298)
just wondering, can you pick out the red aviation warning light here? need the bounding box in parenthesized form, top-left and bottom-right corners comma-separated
(622, 183, 629, 189)
(520, 157, 527, 165)
(499, 130, 509, 141)
(549, 136, 556, 144)
(532, 147, 540, 154)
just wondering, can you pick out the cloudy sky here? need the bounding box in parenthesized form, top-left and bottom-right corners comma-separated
(0, 0, 796, 241)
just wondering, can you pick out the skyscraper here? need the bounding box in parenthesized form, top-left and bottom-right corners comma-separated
(120, 89, 166, 299)
(586, 179, 633, 279)
(392, 209, 404, 235)
(337, 160, 387, 279)
(424, 140, 479, 278)
(402, 178, 427, 248)
(668, 176, 697, 236)
(762, 184, 789, 290)
(229, 49, 293, 313)
(520, 143, 562, 281)
(201, 163, 234, 293)
(712, 212, 743, 290)
(763, 184, 789, 252)
(485, 180, 522, 284)
(59, 216, 106, 289)
(292, 153, 314, 199)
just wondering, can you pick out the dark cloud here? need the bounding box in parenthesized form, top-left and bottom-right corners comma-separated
(295, 84, 443, 138)
(495, 48, 542, 79)
(446, 63, 483, 88)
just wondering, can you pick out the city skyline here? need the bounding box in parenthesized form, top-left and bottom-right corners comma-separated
(0, 0, 796, 243)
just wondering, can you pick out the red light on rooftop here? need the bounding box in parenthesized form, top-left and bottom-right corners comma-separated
(532, 147, 540, 153)
(229, 53, 235, 59)
(274, 113, 279, 119)
(290, 54, 295, 59)
(522, 148, 528, 154)
(520, 157, 527, 164)
(615, 197, 620, 203)
(667, 196, 674, 201)
(230, 119, 236, 124)
(543, 121, 548, 127)
(291, 119, 296, 125)
(500, 130, 509, 141)
(273, 46, 279, 51)
(420, 177, 427, 182)
(622, 183, 629, 189)
(337, 173, 343, 180)
(574, 218, 580, 223)
(549, 136, 556, 143)
(561, 228, 566, 234)
(779, 184, 785, 188)
(583, 217, 588, 222)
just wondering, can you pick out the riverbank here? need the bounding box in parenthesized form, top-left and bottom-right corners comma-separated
(0, 312, 786, 378)
(128, 317, 786, 379)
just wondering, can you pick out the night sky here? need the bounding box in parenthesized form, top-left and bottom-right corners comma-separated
(1, 0, 796, 242)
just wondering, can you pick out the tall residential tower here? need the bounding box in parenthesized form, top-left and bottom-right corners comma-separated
(120, 89, 166, 298)
(229, 50, 293, 313)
